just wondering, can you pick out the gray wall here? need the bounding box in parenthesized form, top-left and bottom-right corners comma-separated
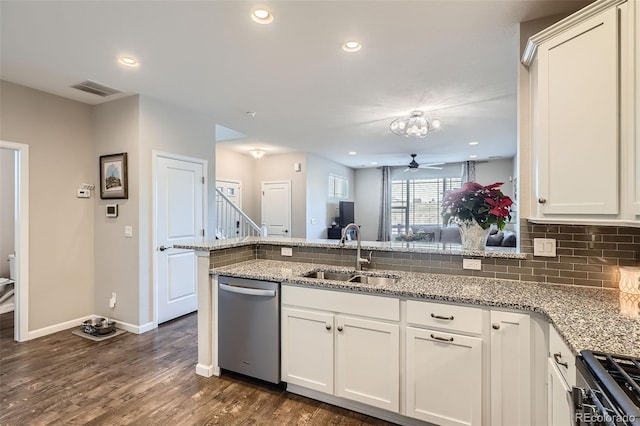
(0, 80, 94, 330)
(475, 157, 515, 199)
(305, 154, 355, 239)
(254, 152, 307, 238)
(92, 96, 141, 325)
(0, 148, 15, 277)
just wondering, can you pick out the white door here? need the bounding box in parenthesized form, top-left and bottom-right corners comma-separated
(216, 179, 242, 209)
(335, 315, 400, 412)
(261, 181, 291, 237)
(156, 155, 205, 324)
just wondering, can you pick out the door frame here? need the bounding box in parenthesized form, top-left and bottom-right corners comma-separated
(0, 140, 29, 342)
(261, 180, 292, 237)
(152, 150, 207, 328)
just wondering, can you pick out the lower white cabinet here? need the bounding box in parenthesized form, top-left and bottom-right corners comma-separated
(335, 315, 400, 411)
(281, 286, 400, 412)
(548, 358, 573, 426)
(281, 307, 334, 393)
(490, 310, 532, 426)
(406, 327, 482, 426)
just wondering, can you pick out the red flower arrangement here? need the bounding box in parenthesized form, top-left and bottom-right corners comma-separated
(442, 182, 513, 230)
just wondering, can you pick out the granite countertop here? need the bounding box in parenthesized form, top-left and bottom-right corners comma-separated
(175, 236, 526, 259)
(212, 259, 640, 359)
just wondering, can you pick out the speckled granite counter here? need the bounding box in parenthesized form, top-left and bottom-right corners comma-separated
(176, 236, 526, 259)
(212, 259, 640, 358)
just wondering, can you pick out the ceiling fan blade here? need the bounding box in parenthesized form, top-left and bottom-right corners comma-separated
(423, 162, 445, 167)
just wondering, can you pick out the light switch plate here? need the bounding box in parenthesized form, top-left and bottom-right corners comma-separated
(463, 258, 482, 270)
(281, 247, 293, 257)
(533, 238, 557, 257)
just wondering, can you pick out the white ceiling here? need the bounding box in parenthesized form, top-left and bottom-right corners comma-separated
(0, 0, 591, 168)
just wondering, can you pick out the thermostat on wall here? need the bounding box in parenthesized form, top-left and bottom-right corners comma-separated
(106, 204, 118, 218)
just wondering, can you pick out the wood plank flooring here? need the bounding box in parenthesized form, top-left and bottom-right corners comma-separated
(0, 312, 395, 425)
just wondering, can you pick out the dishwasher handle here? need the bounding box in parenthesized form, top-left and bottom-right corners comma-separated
(219, 283, 276, 297)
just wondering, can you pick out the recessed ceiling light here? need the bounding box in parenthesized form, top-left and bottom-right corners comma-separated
(251, 8, 274, 24)
(469, 141, 479, 146)
(349, 151, 357, 155)
(431, 119, 442, 129)
(342, 40, 362, 52)
(469, 154, 478, 158)
(118, 56, 138, 66)
(371, 161, 378, 165)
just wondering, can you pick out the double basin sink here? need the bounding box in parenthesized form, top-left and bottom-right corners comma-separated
(303, 270, 399, 286)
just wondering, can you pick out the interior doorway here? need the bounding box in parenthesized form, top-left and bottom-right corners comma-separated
(261, 180, 291, 237)
(0, 141, 29, 342)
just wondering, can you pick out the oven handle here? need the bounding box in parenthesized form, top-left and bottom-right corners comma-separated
(219, 283, 276, 297)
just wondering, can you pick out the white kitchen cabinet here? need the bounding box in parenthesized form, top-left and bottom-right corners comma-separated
(523, 0, 638, 224)
(547, 327, 576, 426)
(281, 307, 334, 393)
(406, 327, 482, 426)
(281, 285, 400, 413)
(335, 315, 399, 412)
(490, 310, 531, 426)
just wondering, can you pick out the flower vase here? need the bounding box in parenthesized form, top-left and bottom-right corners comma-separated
(457, 219, 490, 251)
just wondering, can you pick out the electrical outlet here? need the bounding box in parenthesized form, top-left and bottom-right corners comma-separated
(109, 292, 116, 308)
(281, 247, 293, 257)
(533, 238, 557, 257)
(463, 258, 482, 271)
(124, 226, 133, 238)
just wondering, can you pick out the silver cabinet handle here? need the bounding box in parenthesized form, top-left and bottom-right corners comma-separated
(159, 245, 170, 251)
(492, 323, 500, 330)
(337, 325, 344, 332)
(431, 313, 454, 321)
(325, 324, 332, 331)
(538, 198, 547, 204)
(554, 352, 568, 368)
(430, 334, 454, 342)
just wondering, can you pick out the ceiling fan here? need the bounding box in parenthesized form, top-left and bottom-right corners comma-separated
(404, 154, 444, 172)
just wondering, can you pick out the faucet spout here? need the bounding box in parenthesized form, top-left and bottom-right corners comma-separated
(340, 223, 370, 271)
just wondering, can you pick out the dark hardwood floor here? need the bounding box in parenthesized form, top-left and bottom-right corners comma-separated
(0, 312, 394, 425)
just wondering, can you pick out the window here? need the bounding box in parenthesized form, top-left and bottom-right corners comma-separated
(328, 174, 349, 199)
(391, 177, 462, 237)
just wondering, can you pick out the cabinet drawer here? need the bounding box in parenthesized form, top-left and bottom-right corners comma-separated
(407, 300, 483, 335)
(549, 327, 576, 386)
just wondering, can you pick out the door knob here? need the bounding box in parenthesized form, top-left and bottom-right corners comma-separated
(159, 245, 170, 252)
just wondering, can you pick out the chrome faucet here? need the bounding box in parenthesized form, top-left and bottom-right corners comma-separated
(339, 223, 371, 271)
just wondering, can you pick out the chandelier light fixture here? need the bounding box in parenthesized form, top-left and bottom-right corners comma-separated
(249, 147, 266, 159)
(389, 110, 441, 138)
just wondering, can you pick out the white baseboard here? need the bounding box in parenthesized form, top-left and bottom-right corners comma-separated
(26, 315, 156, 340)
(196, 363, 220, 377)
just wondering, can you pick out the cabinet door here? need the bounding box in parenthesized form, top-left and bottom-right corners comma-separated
(335, 315, 400, 412)
(548, 358, 573, 426)
(536, 7, 619, 215)
(281, 307, 334, 393)
(406, 327, 482, 426)
(490, 311, 531, 426)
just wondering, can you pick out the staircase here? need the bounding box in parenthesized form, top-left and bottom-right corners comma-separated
(215, 188, 262, 239)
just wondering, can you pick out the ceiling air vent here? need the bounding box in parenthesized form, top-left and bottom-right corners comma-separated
(71, 80, 122, 97)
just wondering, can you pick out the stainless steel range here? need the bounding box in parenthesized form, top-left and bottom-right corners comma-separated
(573, 351, 640, 426)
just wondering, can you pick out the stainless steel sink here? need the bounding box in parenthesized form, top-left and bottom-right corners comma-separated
(302, 270, 399, 285)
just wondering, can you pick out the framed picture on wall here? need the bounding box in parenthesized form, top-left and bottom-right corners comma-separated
(100, 153, 128, 199)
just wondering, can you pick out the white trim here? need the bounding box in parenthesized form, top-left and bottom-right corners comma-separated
(28, 315, 94, 340)
(196, 364, 220, 378)
(0, 302, 15, 314)
(115, 319, 155, 335)
(521, 0, 627, 66)
(526, 217, 640, 227)
(152, 150, 208, 328)
(1, 140, 29, 342)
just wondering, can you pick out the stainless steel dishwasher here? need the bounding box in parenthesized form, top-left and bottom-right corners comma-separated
(217, 276, 280, 384)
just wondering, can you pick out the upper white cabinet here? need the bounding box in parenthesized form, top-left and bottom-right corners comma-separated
(523, 0, 638, 225)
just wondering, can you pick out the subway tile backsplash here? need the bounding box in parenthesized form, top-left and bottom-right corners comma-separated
(210, 222, 639, 289)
